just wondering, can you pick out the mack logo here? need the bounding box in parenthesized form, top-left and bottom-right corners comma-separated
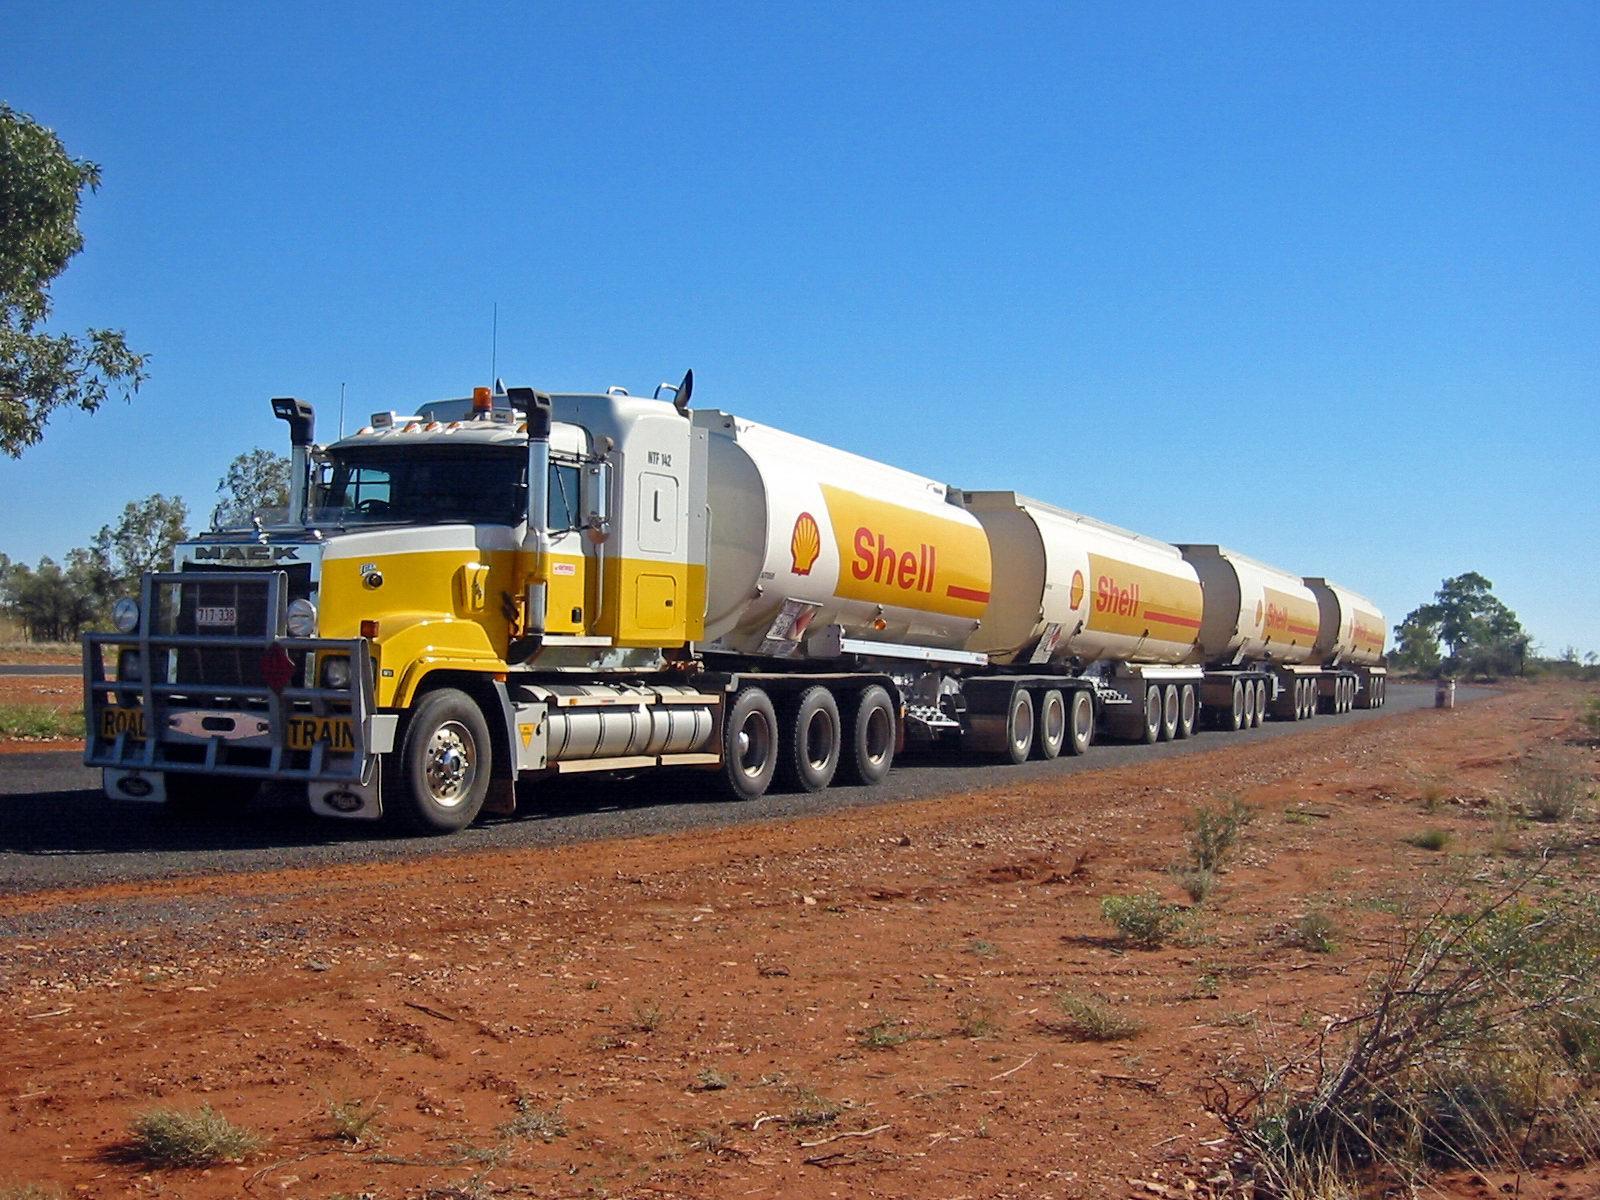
(116, 774, 153, 798)
(323, 789, 364, 813)
(851, 527, 936, 594)
(191, 545, 301, 563)
(1096, 575, 1141, 617)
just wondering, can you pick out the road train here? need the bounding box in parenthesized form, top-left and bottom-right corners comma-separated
(84, 376, 1386, 832)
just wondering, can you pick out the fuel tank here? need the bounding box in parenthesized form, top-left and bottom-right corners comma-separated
(1303, 577, 1387, 666)
(693, 410, 992, 657)
(959, 492, 1203, 666)
(1177, 545, 1322, 666)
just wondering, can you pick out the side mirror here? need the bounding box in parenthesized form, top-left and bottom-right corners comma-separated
(583, 460, 612, 544)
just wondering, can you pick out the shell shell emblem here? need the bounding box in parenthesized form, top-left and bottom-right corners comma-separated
(790, 511, 821, 576)
(1069, 569, 1085, 610)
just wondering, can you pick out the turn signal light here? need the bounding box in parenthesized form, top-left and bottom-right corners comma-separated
(360, 619, 380, 639)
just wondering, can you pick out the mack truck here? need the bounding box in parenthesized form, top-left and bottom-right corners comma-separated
(84, 376, 1386, 833)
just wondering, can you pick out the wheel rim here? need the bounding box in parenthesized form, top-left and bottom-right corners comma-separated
(423, 720, 478, 808)
(1232, 684, 1244, 726)
(863, 703, 892, 767)
(737, 708, 774, 779)
(803, 708, 835, 772)
(1043, 694, 1065, 747)
(1072, 695, 1092, 744)
(1012, 698, 1033, 751)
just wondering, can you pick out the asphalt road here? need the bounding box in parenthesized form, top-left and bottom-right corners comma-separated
(0, 664, 77, 676)
(0, 682, 1475, 894)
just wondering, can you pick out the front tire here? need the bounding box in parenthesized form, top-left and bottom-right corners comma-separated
(386, 688, 491, 834)
(777, 685, 840, 794)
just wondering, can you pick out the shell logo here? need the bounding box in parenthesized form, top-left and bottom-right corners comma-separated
(790, 511, 822, 576)
(1069, 569, 1085, 610)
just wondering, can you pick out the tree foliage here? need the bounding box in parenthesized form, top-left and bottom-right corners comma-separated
(90, 494, 189, 586)
(1393, 572, 1530, 677)
(1, 102, 148, 457)
(212, 448, 290, 528)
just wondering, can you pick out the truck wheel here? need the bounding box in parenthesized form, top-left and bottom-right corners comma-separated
(1002, 688, 1034, 764)
(720, 686, 779, 800)
(777, 685, 840, 793)
(1065, 690, 1094, 756)
(386, 688, 491, 834)
(1227, 680, 1245, 732)
(1253, 680, 1267, 726)
(839, 685, 895, 785)
(1036, 690, 1066, 760)
(163, 773, 258, 818)
(1139, 686, 1161, 745)
(1159, 685, 1179, 741)
(1178, 684, 1197, 738)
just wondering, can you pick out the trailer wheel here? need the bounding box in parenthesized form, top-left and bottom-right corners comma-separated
(162, 773, 258, 818)
(777, 685, 840, 794)
(386, 687, 491, 834)
(837, 685, 895, 785)
(1252, 680, 1267, 727)
(1158, 685, 1179, 741)
(719, 686, 779, 800)
(1036, 689, 1066, 760)
(1139, 686, 1161, 744)
(1227, 680, 1245, 732)
(1066, 690, 1094, 755)
(1001, 688, 1035, 764)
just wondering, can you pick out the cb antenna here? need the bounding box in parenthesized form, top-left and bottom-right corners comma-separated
(490, 302, 498, 386)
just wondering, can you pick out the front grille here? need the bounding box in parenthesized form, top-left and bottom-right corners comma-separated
(161, 566, 313, 687)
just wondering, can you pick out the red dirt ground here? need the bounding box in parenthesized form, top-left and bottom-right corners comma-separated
(1, 686, 1596, 1199)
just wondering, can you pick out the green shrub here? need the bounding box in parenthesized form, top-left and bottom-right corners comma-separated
(1288, 910, 1338, 954)
(1188, 797, 1255, 872)
(1101, 891, 1185, 947)
(1406, 828, 1450, 852)
(1513, 749, 1591, 822)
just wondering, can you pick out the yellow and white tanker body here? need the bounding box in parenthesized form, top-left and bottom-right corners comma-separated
(83, 377, 1387, 834)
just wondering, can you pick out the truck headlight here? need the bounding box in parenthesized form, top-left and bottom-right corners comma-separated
(118, 649, 143, 682)
(320, 656, 351, 689)
(286, 598, 318, 637)
(112, 597, 140, 633)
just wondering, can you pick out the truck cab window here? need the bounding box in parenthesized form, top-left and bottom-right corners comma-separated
(549, 462, 581, 532)
(315, 447, 527, 526)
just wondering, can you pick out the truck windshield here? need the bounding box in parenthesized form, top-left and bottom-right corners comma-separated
(311, 447, 527, 526)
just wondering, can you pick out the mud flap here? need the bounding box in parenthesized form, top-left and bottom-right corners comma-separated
(104, 768, 165, 804)
(309, 757, 383, 821)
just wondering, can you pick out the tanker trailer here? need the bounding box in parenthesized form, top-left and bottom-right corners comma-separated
(1179, 545, 1362, 722)
(959, 492, 1206, 746)
(1303, 578, 1389, 709)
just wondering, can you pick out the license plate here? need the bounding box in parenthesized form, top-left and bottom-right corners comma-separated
(287, 716, 356, 752)
(195, 605, 237, 626)
(100, 706, 147, 741)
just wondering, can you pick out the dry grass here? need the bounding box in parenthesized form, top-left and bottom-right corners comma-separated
(1053, 993, 1146, 1042)
(126, 1106, 262, 1167)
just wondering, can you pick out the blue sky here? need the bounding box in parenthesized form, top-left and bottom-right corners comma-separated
(5, 2, 1597, 653)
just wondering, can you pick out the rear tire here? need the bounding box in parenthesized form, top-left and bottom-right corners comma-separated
(1002, 688, 1034, 765)
(1036, 689, 1066, 760)
(1138, 686, 1161, 745)
(1178, 684, 1197, 739)
(1253, 680, 1267, 727)
(777, 685, 840, 794)
(719, 686, 779, 800)
(1065, 690, 1094, 755)
(839, 685, 896, 785)
(385, 687, 491, 834)
(1227, 680, 1245, 732)
(1159, 685, 1179, 741)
